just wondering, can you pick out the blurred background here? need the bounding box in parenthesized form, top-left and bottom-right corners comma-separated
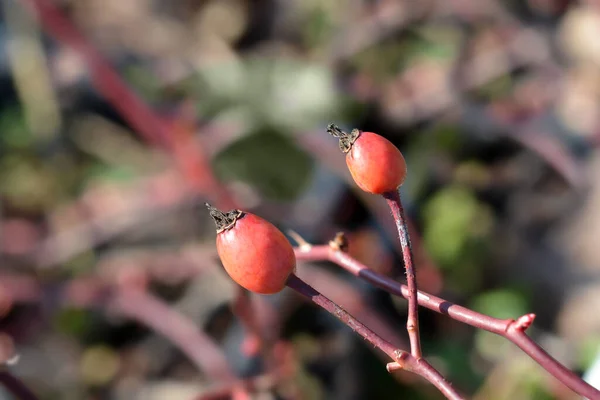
(0, 0, 599, 399)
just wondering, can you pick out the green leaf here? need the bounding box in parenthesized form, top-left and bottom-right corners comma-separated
(123, 65, 162, 103)
(422, 186, 493, 268)
(472, 289, 530, 361)
(54, 308, 91, 337)
(85, 163, 137, 183)
(304, 6, 334, 49)
(0, 155, 61, 211)
(578, 336, 600, 370)
(0, 106, 33, 149)
(470, 289, 529, 320)
(213, 129, 314, 201)
(429, 340, 483, 391)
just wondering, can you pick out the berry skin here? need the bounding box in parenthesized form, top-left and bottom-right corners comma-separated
(327, 124, 407, 194)
(206, 204, 296, 294)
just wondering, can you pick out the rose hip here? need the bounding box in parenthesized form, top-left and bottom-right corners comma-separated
(327, 124, 407, 194)
(206, 204, 296, 294)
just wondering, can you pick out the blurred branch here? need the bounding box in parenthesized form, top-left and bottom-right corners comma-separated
(0, 371, 39, 400)
(504, 127, 585, 189)
(110, 288, 235, 382)
(32, 171, 195, 268)
(18, 4, 260, 370)
(295, 240, 600, 399)
(327, 1, 426, 63)
(20, 0, 236, 209)
(194, 371, 279, 400)
(0, 334, 35, 400)
(231, 287, 263, 357)
(0, 269, 238, 385)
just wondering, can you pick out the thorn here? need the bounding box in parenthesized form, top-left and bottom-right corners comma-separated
(386, 361, 402, 372)
(287, 230, 312, 251)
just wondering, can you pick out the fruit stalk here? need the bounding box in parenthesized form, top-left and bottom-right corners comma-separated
(286, 274, 463, 400)
(384, 189, 422, 359)
(295, 242, 600, 399)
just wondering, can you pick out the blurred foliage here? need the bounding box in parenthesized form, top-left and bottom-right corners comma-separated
(0, 0, 598, 399)
(0, 106, 33, 150)
(54, 308, 92, 338)
(195, 58, 342, 131)
(471, 289, 530, 362)
(422, 185, 494, 291)
(213, 128, 314, 200)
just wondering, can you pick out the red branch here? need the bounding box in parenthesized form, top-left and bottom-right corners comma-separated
(18, 0, 259, 387)
(0, 272, 237, 384)
(231, 287, 263, 357)
(20, 0, 236, 210)
(294, 244, 600, 399)
(286, 274, 463, 400)
(194, 372, 279, 400)
(384, 189, 422, 359)
(110, 288, 235, 382)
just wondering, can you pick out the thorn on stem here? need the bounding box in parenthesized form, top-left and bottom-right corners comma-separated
(386, 361, 402, 372)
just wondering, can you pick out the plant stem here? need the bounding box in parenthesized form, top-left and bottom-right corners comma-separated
(295, 245, 600, 400)
(383, 189, 422, 359)
(286, 274, 463, 400)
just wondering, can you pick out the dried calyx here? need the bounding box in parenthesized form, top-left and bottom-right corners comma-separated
(327, 124, 361, 153)
(205, 203, 243, 233)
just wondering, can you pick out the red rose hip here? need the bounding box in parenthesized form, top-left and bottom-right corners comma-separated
(327, 124, 407, 194)
(206, 203, 296, 294)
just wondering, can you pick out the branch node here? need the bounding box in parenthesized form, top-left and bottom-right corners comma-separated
(328, 232, 349, 252)
(287, 230, 313, 251)
(393, 349, 410, 363)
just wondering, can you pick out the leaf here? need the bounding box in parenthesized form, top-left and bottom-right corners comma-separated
(213, 129, 314, 201)
(422, 185, 493, 268)
(0, 106, 33, 149)
(86, 163, 138, 183)
(472, 289, 530, 361)
(54, 308, 91, 337)
(470, 289, 529, 320)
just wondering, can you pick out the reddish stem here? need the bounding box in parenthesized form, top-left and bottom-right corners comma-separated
(295, 245, 600, 400)
(232, 287, 263, 357)
(20, 0, 236, 210)
(286, 274, 463, 400)
(194, 372, 279, 400)
(111, 288, 235, 382)
(383, 190, 422, 359)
